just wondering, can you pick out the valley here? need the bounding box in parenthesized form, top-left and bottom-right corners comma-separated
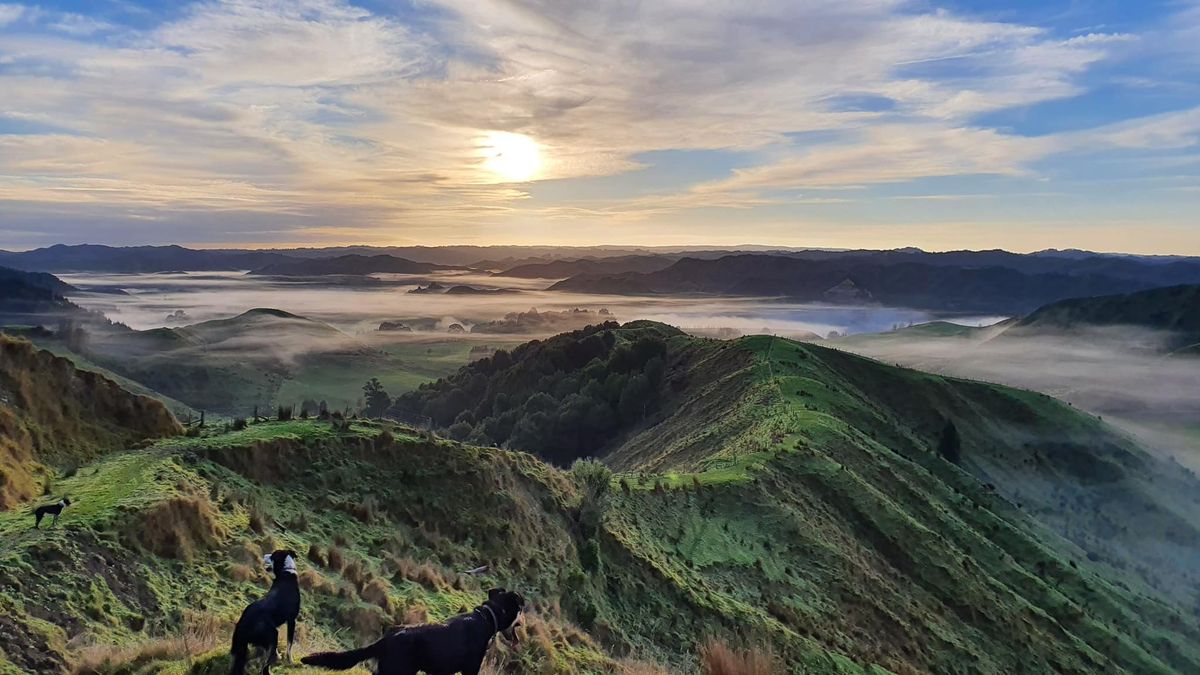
(1, 250, 1199, 674)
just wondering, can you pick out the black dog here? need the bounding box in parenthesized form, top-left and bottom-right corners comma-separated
(302, 588, 525, 675)
(229, 549, 301, 674)
(33, 497, 71, 529)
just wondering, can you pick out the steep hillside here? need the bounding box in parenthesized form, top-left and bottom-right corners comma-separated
(0, 374, 1196, 672)
(0, 336, 180, 509)
(0, 267, 87, 329)
(394, 322, 1200, 672)
(1011, 284, 1200, 351)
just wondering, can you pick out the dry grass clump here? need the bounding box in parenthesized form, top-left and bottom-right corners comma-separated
(387, 555, 447, 589)
(125, 491, 225, 561)
(340, 603, 389, 641)
(70, 612, 227, 674)
(341, 555, 368, 589)
(227, 563, 256, 582)
(398, 604, 428, 626)
(327, 545, 346, 571)
(360, 578, 392, 611)
(297, 568, 335, 594)
(615, 660, 673, 674)
(699, 639, 778, 675)
(307, 543, 326, 566)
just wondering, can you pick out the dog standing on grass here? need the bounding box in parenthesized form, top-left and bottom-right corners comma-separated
(229, 549, 301, 675)
(33, 497, 70, 529)
(302, 587, 525, 675)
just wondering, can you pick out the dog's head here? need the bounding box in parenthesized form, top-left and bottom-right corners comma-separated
(485, 587, 526, 644)
(263, 549, 298, 576)
(61, 497, 71, 507)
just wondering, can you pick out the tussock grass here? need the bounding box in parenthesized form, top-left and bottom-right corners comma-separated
(69, 612, 227, 674)
(699, 639, 777, 675)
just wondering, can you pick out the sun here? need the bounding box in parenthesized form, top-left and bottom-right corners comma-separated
(481, 131, 542, 182)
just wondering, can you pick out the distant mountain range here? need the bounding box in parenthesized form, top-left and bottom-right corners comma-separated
(549, 253, 1200, 314)
(247, 254, 454, 276)
(3, 242, 1196, 274)
(493, 255, 677, 278)
(0, 244, 291, 272)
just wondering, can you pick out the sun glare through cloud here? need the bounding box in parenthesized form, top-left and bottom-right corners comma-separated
(481, 132, 542, 183)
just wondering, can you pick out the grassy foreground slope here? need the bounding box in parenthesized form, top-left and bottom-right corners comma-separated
(0, 418, 880, 674)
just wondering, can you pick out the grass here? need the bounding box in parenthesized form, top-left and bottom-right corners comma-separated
(3, 325, 1200, 674)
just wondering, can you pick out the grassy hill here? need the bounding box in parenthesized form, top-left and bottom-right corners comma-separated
(3, 324, 1200, 674)
(16, 308, 502, 418)
(1012, 284, 1200, 351)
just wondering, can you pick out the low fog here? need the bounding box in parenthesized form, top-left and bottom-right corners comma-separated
(837, 325, 1200, 470)
(59, 271, 1000, 338)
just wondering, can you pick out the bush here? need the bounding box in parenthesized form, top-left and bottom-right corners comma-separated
(937, 420, 962, 463)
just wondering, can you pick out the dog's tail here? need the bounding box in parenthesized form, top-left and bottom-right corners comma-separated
(300, 639, 384, 670)
(228, 636, 249, 675)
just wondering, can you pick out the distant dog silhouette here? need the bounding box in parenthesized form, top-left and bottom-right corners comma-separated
(229, 549, 301, 674)
(33, 497, 71, 529)
(302, 587, 525, 674)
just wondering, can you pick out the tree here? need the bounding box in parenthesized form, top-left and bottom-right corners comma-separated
(362, 378, 391, 418)
(618, 374, 652, 423)
(937, 420, 962, 463)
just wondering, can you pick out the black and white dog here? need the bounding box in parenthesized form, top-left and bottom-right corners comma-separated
(229, 549, 301, 675)
(302, 588, 525, 675)
(33, 497, 71, 529)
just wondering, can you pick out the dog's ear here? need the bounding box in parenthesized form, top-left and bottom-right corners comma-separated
(487, 587, 504, 600)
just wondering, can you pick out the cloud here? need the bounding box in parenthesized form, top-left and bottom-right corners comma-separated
(0, 4, 22, 27)
(0, 0, 1194, 246)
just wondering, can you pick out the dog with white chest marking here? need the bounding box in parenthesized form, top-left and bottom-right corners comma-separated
(229, 549, 301, 674)
(33, 497, 71, 529)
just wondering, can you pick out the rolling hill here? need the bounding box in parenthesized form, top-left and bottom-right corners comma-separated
(1010, 284, 1200, 351)
(549, 254, 1200, 314)
(1, 323, 1199, 673)
(395, 322, 1200, 657)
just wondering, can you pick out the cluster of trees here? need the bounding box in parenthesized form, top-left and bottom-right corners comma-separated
(390, 321, 672, 465)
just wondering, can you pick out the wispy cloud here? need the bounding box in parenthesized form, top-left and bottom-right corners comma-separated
(0, 0, 1196, 249)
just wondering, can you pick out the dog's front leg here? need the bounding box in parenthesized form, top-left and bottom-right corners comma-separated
(285, 619, 295, 662)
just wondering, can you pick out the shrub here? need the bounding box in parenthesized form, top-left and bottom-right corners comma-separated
(231, 418, 247, 431)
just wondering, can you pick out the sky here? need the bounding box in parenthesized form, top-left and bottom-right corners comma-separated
(0, 0, 1198, 253)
